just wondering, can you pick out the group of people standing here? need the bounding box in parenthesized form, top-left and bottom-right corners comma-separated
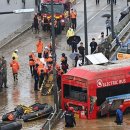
(33, 13, 59, 37)
(0, 49, 20, 91)
(28, 37, 70, 91)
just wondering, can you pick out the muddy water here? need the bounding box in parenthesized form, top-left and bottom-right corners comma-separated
(54, 114, 130, 130)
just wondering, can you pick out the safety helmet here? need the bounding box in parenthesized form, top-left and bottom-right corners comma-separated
(15, 49, 18, 52)
(68, 107, 74, 112)
(62, 53, 65, 57)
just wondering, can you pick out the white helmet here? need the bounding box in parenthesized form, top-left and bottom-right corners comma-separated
(45, 46, 49, 50)
(15, 49, 18, 52)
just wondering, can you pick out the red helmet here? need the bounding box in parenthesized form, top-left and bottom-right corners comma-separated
(68, 107, 74, 112)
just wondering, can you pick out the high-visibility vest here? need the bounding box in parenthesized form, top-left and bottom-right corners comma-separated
(10, 60, 20, 73)
(29, 53, 35, 66)
(12, 52, 18, 61)
(36, 41, 44, 53)
(70, 12, 77, 19)
(66, 29, 75, 38)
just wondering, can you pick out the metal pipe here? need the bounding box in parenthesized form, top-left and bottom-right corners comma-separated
(0, 12, 13, 14)
(111, 0, 115, 39)
(51, 0, 59, 112)
(84, 0, 88, 64)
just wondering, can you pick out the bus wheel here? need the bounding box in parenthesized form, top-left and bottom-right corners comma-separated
(124, 107, 130, 114)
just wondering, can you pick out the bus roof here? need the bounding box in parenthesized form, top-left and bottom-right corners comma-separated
(64, 59, 130, 80)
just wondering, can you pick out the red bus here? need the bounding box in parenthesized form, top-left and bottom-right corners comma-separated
(61, 59, 130, 119)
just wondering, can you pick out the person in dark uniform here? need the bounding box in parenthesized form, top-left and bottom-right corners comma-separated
(1, 56, 7, 88)
(90, 38, 97, 54)
(104, 38, 112, 59)
(39, 69, 44, 89)
(74, 54, 79, 67)
(33, 14, 39, 34)
(107, 0, 110, 4)
(78, 42, 85, 65)
(96, 0, 99, 5)
(71, 37, 78, 53)
(107, 0, 116, 5)
(65, 107, 76, 128)
(33, 64, 39, 91)
(61, 53, 68, 73)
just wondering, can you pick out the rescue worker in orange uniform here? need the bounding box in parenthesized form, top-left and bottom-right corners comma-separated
(70, 8, 77, 30)
(10, 57, 20, 81)
(47, 55, 53, 65)
(29, 52, 35, 76)
(36, 37, 44, 58)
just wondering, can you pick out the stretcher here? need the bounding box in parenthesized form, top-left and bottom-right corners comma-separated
(41, 71, 54, 96)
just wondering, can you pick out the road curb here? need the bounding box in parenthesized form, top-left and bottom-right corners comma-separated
(0, 22, 32, 49)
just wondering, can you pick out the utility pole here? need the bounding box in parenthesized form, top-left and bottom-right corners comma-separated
(84, 0, 88, 64)
(111, 0, 115, 39)
(51, 0, 59, 112)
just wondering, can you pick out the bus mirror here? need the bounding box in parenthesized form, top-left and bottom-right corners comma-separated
(89, 96, 97, 113)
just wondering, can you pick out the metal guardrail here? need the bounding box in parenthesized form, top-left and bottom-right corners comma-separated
(109, 24, 130, 61)
(41, 104, 57, 130)
(110, 21, 130, 52)
(41, 108, 63, 130)
(41, 90, 63, 130)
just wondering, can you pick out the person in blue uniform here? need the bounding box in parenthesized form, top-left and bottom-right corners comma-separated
(115, 108, 123, 125)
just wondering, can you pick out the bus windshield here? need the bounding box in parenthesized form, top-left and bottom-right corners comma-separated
(41, 4, 64, 14)
(63, 84, 87, 102)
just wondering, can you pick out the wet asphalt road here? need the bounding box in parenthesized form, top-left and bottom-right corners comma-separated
(0, 0, 35, 41)
(0, 0, 129, 130)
